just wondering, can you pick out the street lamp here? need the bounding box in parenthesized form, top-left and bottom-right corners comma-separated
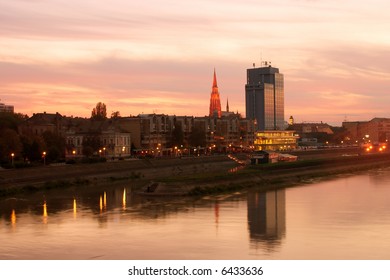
(42, 151, 46, 165)
(11, 153, 14, 167)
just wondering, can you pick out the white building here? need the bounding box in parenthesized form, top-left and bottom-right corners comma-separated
(0, 102, 14, 113)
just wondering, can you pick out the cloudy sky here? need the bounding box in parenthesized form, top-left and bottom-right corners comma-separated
(1, 0, 389, 125)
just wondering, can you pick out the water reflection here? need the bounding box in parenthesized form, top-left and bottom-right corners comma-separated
(3, 169, 390, 259)
(73, 198, 77, 218)
(43, 201, 48, 224)
(247, 189, 286, 249)
(122, 188, 126, 210)
(214, 202, 219, 231)
(11, 209, 16, 226)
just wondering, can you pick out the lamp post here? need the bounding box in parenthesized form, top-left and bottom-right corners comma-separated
(120, 146, 125, 158)
(42, 151, 46, 165)
(11, 153, 14, 167)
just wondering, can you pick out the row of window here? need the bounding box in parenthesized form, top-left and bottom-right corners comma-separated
(67, 136, 130, 146)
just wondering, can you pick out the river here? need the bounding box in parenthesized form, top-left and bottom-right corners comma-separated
(1, 168, 390, 260)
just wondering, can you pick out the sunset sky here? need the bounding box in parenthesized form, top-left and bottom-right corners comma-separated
(1, 0, 389, 125)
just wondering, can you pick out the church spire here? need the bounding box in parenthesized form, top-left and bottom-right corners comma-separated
(209, 68, 222, 118)
(226, 98, 229, 112)
(213, 68, 218, 88)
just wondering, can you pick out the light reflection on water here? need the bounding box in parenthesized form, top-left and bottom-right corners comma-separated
(1, 168, 390, 259)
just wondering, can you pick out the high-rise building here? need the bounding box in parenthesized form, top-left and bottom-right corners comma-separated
(209, 69, 222, 118)
(245, 64, 284, 130)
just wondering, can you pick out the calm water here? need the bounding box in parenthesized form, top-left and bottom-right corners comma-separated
(1, 168, 390, 260)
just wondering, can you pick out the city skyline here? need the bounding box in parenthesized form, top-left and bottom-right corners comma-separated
(1, 0, 390, 125)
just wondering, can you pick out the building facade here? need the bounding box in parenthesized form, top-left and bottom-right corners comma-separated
(288, 122, 334, 147)
(343, 118, 390, 144)
(254, 130, 298, 151)
(18, 112, 64, 136)
(0, 102, 14, 113)
(245, 64, 285, 131)
(137, 113, 255, 154)
(65, 120, 131, 159)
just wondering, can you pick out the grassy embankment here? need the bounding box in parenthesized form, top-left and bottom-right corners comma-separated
(158, 153, 390, 195)
(0, 155, 233, 197)
(1, 152, 390, 197)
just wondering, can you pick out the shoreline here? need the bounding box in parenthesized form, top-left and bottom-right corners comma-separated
(1, 151, 390, 197)
(155, 153, 390, 196)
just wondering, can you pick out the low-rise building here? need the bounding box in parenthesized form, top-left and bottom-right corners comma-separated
(287, 122, 334, 146)
(343, 118, 390, 144)
(254, 130, 299, 151)
(18, 112, 64, 136)
(65, 119, 131, 159)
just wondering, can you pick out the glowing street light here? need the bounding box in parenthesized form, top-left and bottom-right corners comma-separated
(11, 153, 14, 167)
(42, 151, 46, 165)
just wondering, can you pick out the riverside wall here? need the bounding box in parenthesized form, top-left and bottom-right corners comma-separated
(1, 147, 390, 196)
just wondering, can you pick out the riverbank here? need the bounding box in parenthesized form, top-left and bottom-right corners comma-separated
(1, 150, 390, 197)
(0, 155, 237, 196)
(146, 152, 390, 196)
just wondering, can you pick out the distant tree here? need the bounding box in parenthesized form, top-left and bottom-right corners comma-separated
(82, 135, 100, 157)
(171, 122, 184, 147)
(0, 112, 27, 132)
(0, 128, 22, 162)
(42, 131, 66, 162)
(189, 126, 206, 147)
(131, 143, 136, 154)
(111, 111, 121, 119)
(330, 127, 350, 144)
(82, 146, 94, 158)
(91, 102, 107, 120)
(20, 135, 45, 162)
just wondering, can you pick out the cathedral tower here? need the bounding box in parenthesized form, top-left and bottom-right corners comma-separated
(209, 69, 222, 118)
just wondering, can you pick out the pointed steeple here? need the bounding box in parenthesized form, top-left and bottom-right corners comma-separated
(213, 68, 218, 88)
(226, 98, 229, 112)
(209, 68, 222, 118)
